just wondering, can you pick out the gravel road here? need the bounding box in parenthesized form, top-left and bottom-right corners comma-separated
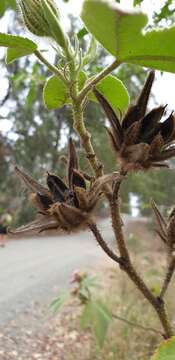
(0, 218, 117, 327)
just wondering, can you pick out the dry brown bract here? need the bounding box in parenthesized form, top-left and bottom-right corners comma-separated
(94, 71, 175, 172)
(151, 199, 175, 252)
(10, 138, 118, 235)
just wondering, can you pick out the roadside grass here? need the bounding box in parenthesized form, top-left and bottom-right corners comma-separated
(90, 267, 162, 360)
(51, 218, 175, 360)
(2, 218, 174, 360)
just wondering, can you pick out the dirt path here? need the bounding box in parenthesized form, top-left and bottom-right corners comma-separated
(0, 217, 135, 359)
(0, 218, 123, 327)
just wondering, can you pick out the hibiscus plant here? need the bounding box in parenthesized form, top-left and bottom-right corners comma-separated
(2, 0, 175, 357)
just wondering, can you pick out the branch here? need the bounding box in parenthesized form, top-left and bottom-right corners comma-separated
(73, 109, 173, 337)
(69, 46, 174, 337)
(71, 60, 120, 182)
(0, 86, 10, 106)
(159, 256, 175, 299)
(109, 177, 174, 337)
(77, 59, 120, 103)
(113, 170, 127, 199)
(72, 104, 105, 177)
(88, 221, 121, 265)
(34, 50, 68, 85)
(110, 179, 130, 262)
(112, 313, 162, 335)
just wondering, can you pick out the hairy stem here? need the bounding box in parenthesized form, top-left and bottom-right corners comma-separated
(156, 300, 174, 338)
(112, 313, 162, 335)
(71, 60, 121, 177)
(34, 50, 67, 85)
(110, 178, 174, 338)
(88, 221, 121, 264)
(73, 104, 103, 176)
(160, 256, 175, 299)
(61, 39, 101, 176)
(66, 52, 105, 177)
(88, 219, 174, 337)
(77, 59, 120, 103)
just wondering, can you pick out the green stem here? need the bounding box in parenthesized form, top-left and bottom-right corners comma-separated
(77, 59, 120, 103)
(73, 104, 103, 176)
(34, 49, 67, 85)
(69, 59, 121, 177)
(66, 50, 104, 176)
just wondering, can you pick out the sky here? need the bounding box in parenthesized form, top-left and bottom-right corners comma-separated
(0, 0, 175, 134)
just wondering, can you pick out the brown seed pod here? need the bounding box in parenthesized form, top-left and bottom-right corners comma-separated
(94, 71, 175, 171)
(11, 139, 120, 235)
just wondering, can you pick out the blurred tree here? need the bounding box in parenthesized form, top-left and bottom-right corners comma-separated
(153, 0, 175, 26)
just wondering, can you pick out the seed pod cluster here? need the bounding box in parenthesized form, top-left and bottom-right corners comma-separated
(11, 138, 118, 235)
(94, 71, 175, 172)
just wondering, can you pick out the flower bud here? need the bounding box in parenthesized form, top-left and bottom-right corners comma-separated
(18, 0, 60, 37)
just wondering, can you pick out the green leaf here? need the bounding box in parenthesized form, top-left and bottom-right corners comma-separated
(81, 275, 98, 289)
(80, 302, 92, 329)
(9, 0, 16, 9)
(90, 75, 129, 114)
(80, 300, 112, 348)
(93, 300, 113, 348)
(77, 27, 89, 39)
(0, 33, 37, 49)
(151, 336, 175, 360)
(43, 71, 87, 110)
(0, 0, 16, 17)
(50, 291, 69, 315)
(43, 76, 68, 109)
(6, 47, 36, 64)
(0, 33, 37, 64)
(81, 0, 175, 73)
(44, 70, 128, 113)
(0, 2, 6, 17)
(133, 0, 143, 5)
